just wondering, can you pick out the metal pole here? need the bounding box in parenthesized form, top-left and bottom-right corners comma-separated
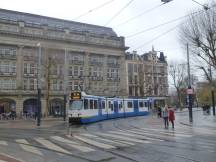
(209, 65, 216, 116)
(63, 49, 67, 121)
(37, 43, 42, 126)
(37, 88, 41, 126)
(211, 90, 215, 116)
(187, 43, 193, 123)
(63, 94, 66, 121)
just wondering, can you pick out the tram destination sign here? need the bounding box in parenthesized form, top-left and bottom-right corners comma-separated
(71, 92, 81, 100)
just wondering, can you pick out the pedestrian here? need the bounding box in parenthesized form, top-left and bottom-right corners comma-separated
(162, 105, 169, 129)
(168, 107, 175, 129)
(157, 107, 162, 118)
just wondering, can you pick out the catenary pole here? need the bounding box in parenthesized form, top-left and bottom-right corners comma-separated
(187, 43, 193, 122)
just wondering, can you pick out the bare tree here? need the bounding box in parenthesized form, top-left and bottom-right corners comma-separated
(179, 1, 216, 70)
(169, 63, 187, 108)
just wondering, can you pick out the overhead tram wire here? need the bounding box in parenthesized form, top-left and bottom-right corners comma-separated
(134, 24, 180, 51)
(114, 4, 164, 28)
(73, 0, 116, 21)
(132, 2, 216, 50)
(126, 3, 216, 39)
(104, 0, 135, 26)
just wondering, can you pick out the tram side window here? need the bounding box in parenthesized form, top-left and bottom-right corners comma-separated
(111, 103, 114, 111)
(94, 100, 97, 109)
(84, 99, 88, 110)
(139, 101, 144, 108)
(108, 101, 113, 111)
(90, 100, 94, 109)
(127, 101, 133, 108)
(119, 102, 123, 110)
(144, 102, 148, 107)
(108, 101, 111, 109)
(102, 101, 105, 109)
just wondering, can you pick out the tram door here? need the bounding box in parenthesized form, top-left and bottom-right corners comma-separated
(113, 100, 118, 115)
(98, 98, 102, 116)
(133, 100, 139, 115)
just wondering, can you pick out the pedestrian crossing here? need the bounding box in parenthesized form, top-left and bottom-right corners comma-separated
(0, 127, 215, 157)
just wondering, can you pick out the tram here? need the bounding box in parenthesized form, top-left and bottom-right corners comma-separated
(68, 91, 150, 124)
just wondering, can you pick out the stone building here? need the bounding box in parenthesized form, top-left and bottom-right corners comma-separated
(0, 8, 127, 117)
(126, 49, 168, 107)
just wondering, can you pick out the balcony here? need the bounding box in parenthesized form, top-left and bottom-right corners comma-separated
(23, 73, 37, 77)
(90, 76, 103, 81)
(107, 77, 120, 82)
(107, 63, 120, 68)
(89, 61, 103, 66)
(68, 60, 84, 65)
(0, 55, 16, 60)
(0, 72, 16, 76)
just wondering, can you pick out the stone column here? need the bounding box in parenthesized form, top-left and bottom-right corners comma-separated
(16, 46, 24, 90)
(102, 55, 108, 96)
(119, 55, 127, 96)
(16, 96, 23, 116)
(83, 52, 89, 93)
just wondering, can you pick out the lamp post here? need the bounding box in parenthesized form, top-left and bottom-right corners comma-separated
(63, 49, 67, 121)
(37, 43, 42, 126)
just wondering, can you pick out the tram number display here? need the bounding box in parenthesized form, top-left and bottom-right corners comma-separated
(71, 92, 81, 100)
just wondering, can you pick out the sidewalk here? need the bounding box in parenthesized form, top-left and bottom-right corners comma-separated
(176, 109, 216, 128)
(0, 117, 67, 129)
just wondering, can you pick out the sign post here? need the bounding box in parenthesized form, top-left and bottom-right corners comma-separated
(187, 87, 193, 123)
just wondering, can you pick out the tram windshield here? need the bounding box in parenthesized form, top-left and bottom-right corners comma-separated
(69, 100, 83, 110)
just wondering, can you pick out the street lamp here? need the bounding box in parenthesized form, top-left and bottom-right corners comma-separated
(37, 43, 42, 126)
(63, 49, 67, 121)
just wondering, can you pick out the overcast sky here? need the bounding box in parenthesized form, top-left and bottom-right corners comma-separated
(0, 0, 209, 62)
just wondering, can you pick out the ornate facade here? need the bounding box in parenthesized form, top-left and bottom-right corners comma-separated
(0, 8, 127, 116)
(126, 50, 168, 99)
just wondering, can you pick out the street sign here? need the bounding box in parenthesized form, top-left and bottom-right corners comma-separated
(187, 89, 193, 95)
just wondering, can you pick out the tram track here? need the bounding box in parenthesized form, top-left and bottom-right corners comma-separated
(80, 117, 206, 162)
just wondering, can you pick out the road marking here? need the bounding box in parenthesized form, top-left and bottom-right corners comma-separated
(131, 129, 182, 139)
(109, 130, 164, 142)
(51, 136, 95, 152)
(139, 128, 193, 137)
(0, 153, 25, 162)
(96, 132, 151, 144)
(0, 141, 7, 146)
(16, 139, 43, 156)
(81, 133, 133, 146)
(73, 135, 116, 149)
(34, 138, 71, 155)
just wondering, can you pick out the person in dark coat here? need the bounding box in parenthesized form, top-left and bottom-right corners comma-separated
(168, 107, 175, 129)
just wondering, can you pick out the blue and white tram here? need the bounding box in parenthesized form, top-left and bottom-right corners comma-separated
(68, 91, 150, 124)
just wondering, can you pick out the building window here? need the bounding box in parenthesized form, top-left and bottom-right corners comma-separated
(74, 66, 78, 76)
(0, 79, 16, 90)
(68, 66, 73, 76)
(68, 81, 73, 91)
(0, 46, 16, 58)
(79, 66, 83, 76)
(24, 62, 37, 75)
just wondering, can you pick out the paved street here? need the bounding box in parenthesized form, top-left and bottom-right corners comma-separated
(0, 109, 216, 162)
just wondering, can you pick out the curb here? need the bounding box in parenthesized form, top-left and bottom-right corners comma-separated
(179, 122, 193, 127)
